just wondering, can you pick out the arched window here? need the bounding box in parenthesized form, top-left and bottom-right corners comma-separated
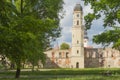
(77, 14, 79, 17)
(77, 20, 79, 25)
(66, 52, 69, 58)
(59, 52, 62, 58)
(77, 50, 79, 54)
(77, 40, 79, 44)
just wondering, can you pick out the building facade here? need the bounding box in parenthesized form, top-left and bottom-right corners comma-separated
(44, 4, 120, 68)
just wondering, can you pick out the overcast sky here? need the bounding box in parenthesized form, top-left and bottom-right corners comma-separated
(53, 0, 105, 48)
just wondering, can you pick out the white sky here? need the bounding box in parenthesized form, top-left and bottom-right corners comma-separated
(53, 0, 105, 48)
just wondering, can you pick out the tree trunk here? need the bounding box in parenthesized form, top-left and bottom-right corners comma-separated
(21, 0, 23, 14)
(15, 67, 21, 78)
(10, 63, 15, 69)
(32, 65, 34, 71)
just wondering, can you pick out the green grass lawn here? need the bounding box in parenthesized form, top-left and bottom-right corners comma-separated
(0, 68, 120, 80)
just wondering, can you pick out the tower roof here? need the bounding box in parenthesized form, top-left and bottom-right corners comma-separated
(74, 4, 82, 11)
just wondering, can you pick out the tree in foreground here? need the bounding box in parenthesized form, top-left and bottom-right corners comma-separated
(0, 0, 63, 78)
(84, 0, 120, 50)
(60, 43, 70, 50)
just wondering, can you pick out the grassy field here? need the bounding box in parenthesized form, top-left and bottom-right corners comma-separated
(0, 68, 120, 80)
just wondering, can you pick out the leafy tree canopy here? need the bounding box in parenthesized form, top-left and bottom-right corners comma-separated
(0, 0, 64, 78)
(84, 0, 120, 50)
(84, 0, 120, 29)
(60, 43, 70, 50)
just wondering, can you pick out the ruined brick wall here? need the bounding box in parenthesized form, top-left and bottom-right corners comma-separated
(84, 48, 120, 68)
(44, 49, 71, 68)
(84, 48, 100, 68)
(44, 48, 120, 68)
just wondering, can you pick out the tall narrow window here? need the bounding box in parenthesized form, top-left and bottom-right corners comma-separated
(77, 40, 79, 44)
(77, 20, 79, 25)
(77, 50, 79, 54)
(59, 52, 62, 58)
(66, 52, 69, 58)
(77, 14, 79, 17)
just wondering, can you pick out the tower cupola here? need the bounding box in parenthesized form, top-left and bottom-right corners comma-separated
(74, 4, 82, 11)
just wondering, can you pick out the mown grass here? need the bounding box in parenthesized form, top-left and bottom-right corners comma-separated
(0, 68, 120, 80)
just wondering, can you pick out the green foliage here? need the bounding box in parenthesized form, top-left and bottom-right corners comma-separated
(113, 39, 120, 51)
(84, 0, 120, 28)
(84, 0, 120, 50)
(60, 43, 70, 50)
(0, 0, 64, 78)
(0, 63, 4, 69)
(93, 27, 120, 50)
(0, 68, 120, 80)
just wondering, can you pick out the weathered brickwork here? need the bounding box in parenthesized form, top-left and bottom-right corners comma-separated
(44, 48, 120, 68)
(44, 49, 71, 68)
(84, 48, 120, 68)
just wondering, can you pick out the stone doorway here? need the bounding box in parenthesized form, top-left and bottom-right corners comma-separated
(76, 62, 79, 68)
